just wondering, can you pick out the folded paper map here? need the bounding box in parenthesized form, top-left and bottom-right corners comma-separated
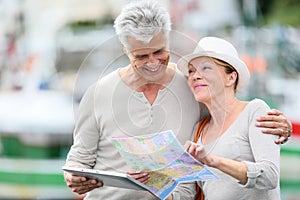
(111, 130, 219, 200)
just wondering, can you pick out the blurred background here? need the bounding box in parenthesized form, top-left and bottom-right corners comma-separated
(0, 0, 299, 199)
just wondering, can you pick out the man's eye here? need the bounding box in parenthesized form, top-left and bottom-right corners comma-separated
(135, 55, 148, 60)
(154, 49, 163, 55)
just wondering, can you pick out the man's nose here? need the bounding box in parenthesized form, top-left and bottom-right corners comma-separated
(147, 54, 159, 64)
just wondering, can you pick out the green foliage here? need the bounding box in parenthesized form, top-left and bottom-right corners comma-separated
(265, 0, 300, 26)
(68, 15, 114, 32)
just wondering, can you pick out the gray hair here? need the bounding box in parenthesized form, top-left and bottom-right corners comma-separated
(114, 0, 171, 50)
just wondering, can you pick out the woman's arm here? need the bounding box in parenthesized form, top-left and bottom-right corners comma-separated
(186, 143, 248, 183)
(244, 103, 281, 189)
(186, 100, 281, 189)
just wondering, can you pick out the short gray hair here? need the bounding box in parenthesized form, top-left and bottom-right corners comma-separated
(114, 0, 171, 50)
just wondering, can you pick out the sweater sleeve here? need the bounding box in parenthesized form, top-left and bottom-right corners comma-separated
(239, 99, 280, 189)
(172, 182, 196, 200)
(66, 84, 100, 168)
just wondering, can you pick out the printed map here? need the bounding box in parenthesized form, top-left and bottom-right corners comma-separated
(112, 130, 219, 200)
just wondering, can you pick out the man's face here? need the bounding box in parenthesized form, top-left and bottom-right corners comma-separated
(126, 32, 170, 82)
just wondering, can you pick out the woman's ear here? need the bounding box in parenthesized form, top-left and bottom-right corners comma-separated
(226, 71, 238, 87)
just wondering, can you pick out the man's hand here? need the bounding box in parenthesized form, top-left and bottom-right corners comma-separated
(127, 170, 150, 184)
(64, 167, 103, 195)
(256, 109, 293, 144)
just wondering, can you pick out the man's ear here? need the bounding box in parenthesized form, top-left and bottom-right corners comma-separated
(122, 44, 128, 55)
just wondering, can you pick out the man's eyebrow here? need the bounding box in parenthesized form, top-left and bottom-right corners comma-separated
(134, 53, 148, 58)
(132, 46, 166, 57)
(153, 47, 166, 53)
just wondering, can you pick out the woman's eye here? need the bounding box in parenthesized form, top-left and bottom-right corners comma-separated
(202, 66, 211, 71)
(188, 69, 195, 74)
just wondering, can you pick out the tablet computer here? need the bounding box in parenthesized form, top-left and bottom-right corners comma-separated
(62, 166, 147, 191)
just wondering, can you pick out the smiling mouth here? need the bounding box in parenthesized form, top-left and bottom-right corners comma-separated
(145, 65, 161, 72)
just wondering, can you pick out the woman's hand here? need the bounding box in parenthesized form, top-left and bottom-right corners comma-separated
(185, 142, 215, 167)
(256, 109, 293, 144)
(185, 141, 248, 184)
(127, 170, 150, 184)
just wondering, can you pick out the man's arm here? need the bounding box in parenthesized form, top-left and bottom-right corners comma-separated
(64, 84, 103, 195)
(256, 109, 293, 144)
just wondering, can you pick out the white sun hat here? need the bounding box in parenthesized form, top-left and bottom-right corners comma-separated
(177, 36, 250, 91)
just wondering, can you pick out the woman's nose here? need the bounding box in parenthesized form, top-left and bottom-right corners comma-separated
(193, 76, 201, 81)
(192, 70, 202, 81)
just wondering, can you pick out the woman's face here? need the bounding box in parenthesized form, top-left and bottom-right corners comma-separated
(187, 57, 231, 103)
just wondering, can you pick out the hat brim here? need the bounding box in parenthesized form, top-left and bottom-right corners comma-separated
(177, 52, 250, 91)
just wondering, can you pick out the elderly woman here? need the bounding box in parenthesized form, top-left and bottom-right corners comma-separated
(179, 37, 280, 200)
